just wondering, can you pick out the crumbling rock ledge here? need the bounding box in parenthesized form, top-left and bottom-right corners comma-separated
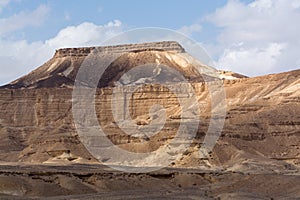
(54, 41, 185, 58)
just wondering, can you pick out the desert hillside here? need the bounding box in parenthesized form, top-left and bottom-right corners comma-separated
(0, 41, 299, 199)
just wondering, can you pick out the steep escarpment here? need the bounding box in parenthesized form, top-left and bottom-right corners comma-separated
(214, 69, 300, 171)
(0, 72, 299, 171)
(0, 41, 299, 172)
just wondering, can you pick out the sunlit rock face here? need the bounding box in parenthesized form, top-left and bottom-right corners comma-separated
(2, 41, 224, 89)
(0, 41, 299, 174)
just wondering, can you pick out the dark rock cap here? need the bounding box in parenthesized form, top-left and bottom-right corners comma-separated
(54, 41, 185, 58)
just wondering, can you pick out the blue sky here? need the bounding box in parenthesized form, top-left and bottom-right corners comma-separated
(2, 0, 231, 42)
(0, 0, 300, 84)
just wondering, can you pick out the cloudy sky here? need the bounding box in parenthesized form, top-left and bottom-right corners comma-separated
(0, 0, 300, 85)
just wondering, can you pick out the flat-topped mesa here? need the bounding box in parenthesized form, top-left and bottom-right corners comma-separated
(54, 41, 185, 58)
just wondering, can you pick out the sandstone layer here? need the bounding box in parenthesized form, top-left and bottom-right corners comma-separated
(0, 41, 299, 199)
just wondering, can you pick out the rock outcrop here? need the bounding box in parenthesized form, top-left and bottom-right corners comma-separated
(2, 41, 242, 90)
(54, 41, 184, 58)
(0, 41, 299, 172)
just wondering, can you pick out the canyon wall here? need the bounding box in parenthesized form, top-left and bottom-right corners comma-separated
(0, 69, 299, 171)
(0, 41, 299, 171)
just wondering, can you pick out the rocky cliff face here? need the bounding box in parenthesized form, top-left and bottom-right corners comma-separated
(54, 41, 184, 57)
(0, 41, 299, 173)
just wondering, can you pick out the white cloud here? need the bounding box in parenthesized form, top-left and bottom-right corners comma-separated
(0, 0, 10, 13)
(0, 5, 50, 36)
(46, 20, 123, 49)
(0, 20, 125, 85)
(0, 3, 51, 84)
(0, 39, 52, 83)
(208, 0, 300, 76)
(250, 0, 273, 10)
(218, 43, 287, 75)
